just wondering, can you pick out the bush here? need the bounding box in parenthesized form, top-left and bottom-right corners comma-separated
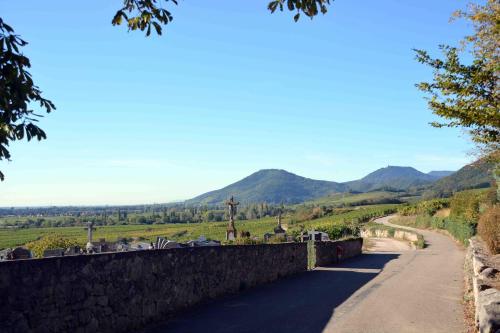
(442, 217, 475, 246)
(26, 234, 81, 258)
(316, 224, 357, 240)
(478, 204, 500, 254)
(398, 199, 449, 216)
(450, 189, 487, 222)
(391, 215, 475, 246)
(414, 235, 425, 249)
(229, 237, 263, 245)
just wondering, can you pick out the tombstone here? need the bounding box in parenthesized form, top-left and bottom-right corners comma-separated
(263, 233, 274, 242)
(300, 230, 329, 242)
(65, 246, 81, 256)
(0, 249, 11, 261)
(43, 248, 65, 258)
(225, 196, 239, 241)
(11, 247, 31, 260)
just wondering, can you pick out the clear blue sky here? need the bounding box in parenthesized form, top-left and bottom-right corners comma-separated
(1, 0, 476, 206)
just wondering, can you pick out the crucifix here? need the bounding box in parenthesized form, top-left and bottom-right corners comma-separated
(274, 205, 285, 235)
(225, 196, 239, 240)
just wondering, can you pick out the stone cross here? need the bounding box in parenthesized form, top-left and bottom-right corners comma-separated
(84, 221, 96, 243)
(225, 196, 239, 240)
(226, 196, 239, 223)
(274, 205, 286, 235)
(276, 210, 282, 228)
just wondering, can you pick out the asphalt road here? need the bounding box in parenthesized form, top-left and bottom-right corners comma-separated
(324, 215, 465, 333)
(145, 216, 465, 333)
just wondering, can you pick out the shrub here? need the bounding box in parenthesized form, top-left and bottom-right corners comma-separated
(230, 237, 263, 245)
(450, 189, 487, 222)
(442, 217, 476, 246)
(415, 215, 432, 228)
(316, 224, 356, 240)
(478, 204, 500, 254)
(413, 235, 425, 249)
(391, 215, 474, 246)
(398, 199, 449, 216)
(26, 234, 81, 258)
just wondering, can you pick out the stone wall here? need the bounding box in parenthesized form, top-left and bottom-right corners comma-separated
(361, 228, 421, 247)
(466, 238, 500, 332)
(314, 238, 363, 267)
(0, 243, 307, 333)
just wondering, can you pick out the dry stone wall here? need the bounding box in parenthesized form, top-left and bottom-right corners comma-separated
(467, 238, 500, 333)
(0, 239, 363, 333)
(0, 243, 307, 333)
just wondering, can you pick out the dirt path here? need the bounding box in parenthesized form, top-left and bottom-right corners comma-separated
(145, 215, 465, 333)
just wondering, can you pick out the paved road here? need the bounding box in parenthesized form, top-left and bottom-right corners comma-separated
(145, 216, 465, 333)
(365, 237, 413, 252)
(324, 215, 465, 333)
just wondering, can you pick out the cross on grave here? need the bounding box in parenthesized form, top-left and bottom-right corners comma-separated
(274, 209, 286, 235)
(225, 196, 239, 241)
(84, 221, 97, 253)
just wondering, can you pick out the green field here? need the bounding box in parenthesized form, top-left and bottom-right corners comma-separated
(0, 205, 398, 249)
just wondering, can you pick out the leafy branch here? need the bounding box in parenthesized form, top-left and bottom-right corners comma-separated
(0, 18, 55, 181)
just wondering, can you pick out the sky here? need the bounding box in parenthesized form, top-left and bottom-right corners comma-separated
(1, 0, 477, 206)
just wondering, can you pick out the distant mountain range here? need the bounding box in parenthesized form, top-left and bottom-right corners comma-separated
(186, 159, 494, 205)
(424, 157, 495, 197)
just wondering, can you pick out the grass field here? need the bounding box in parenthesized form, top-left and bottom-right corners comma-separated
(0, 204, 398, 249)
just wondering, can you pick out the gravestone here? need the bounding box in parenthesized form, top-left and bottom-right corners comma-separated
(11, 247, 31, 260)
(43, 248, 65, 258)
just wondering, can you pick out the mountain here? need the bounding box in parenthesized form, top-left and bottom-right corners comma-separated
(187, 160, 495, 205)
(427, 171, 455, 179)
(424, 158, 495, 198)
(186, 169, 348, 205)
(344, 166, 436, 192)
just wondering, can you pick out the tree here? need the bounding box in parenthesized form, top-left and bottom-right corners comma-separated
(414, 0, 499, 152)
(0, 0, 332, 180)
(0, 19, 55, 181)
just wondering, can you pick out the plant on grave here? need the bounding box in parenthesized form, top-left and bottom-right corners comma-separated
(25, 234, 81, 258)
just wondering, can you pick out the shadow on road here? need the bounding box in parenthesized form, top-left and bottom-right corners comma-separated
(143, 253, 399, 333)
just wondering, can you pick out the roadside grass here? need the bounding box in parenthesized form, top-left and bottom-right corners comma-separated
(389, 214, 474, 246)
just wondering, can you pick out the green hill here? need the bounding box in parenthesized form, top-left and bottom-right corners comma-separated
(186, 161, 494, 206)
(344, 166, 437, 192)
(423, 158, 495, 198)
(186, 169, 348, 205)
